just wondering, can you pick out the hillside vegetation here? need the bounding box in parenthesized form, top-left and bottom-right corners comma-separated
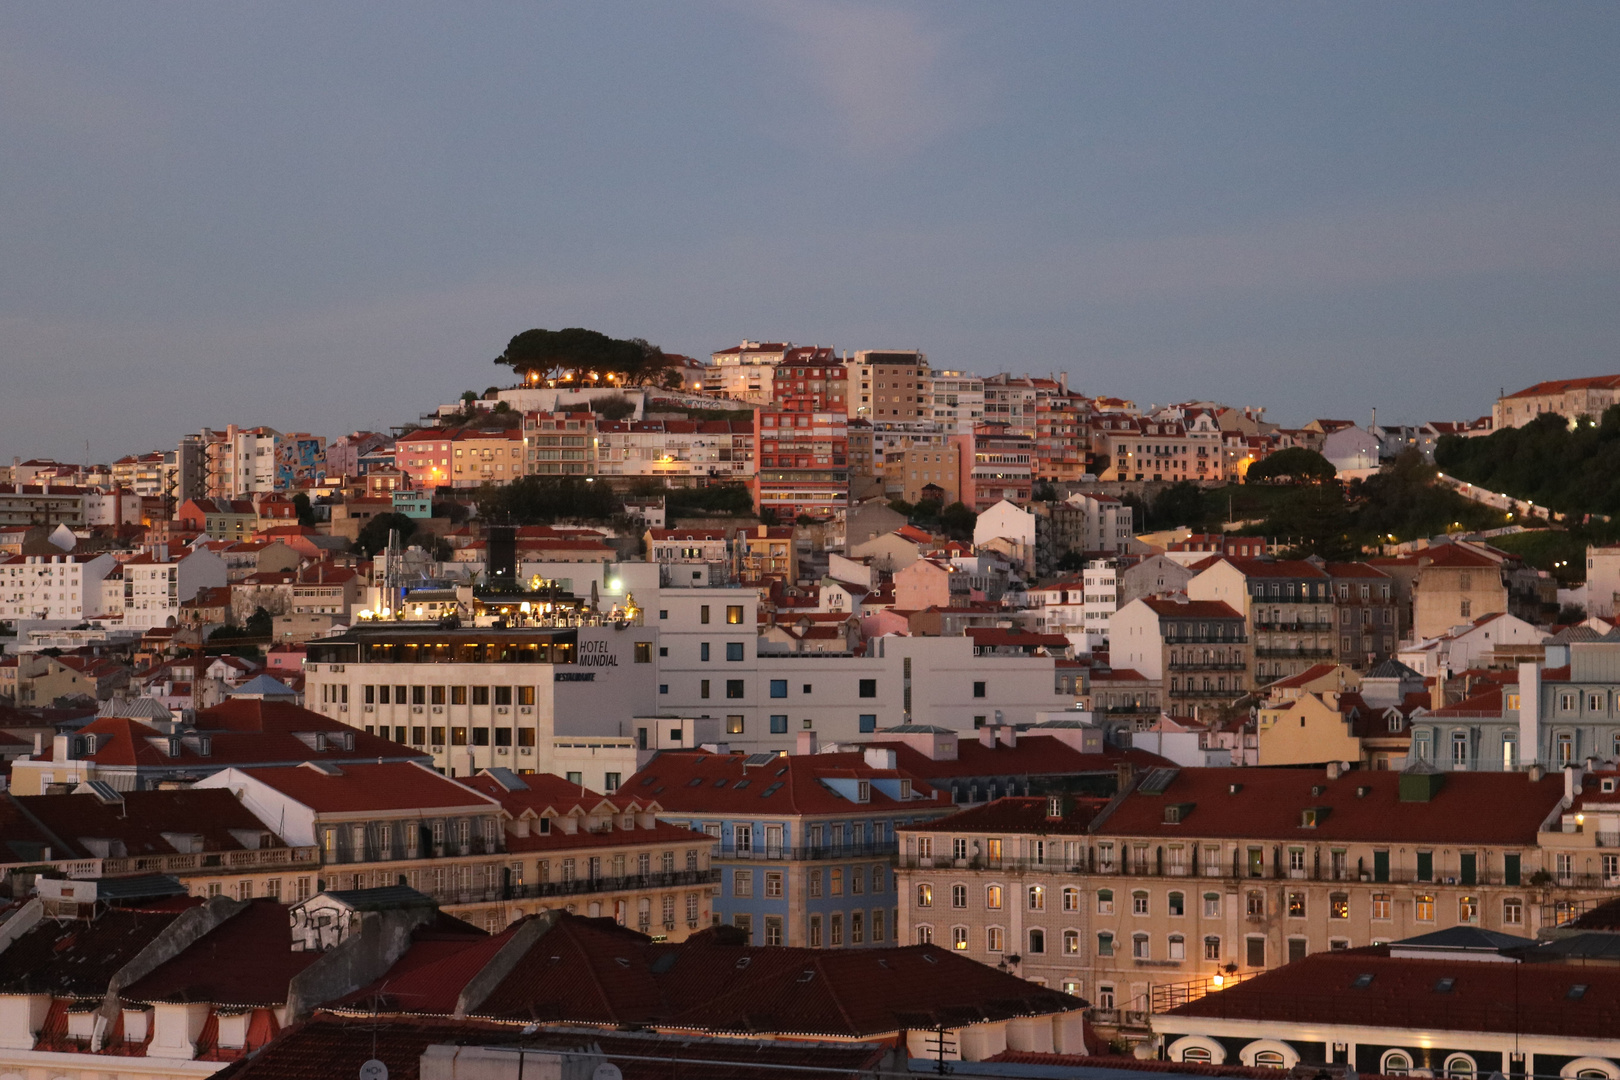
(1436, 407, 1620, 518)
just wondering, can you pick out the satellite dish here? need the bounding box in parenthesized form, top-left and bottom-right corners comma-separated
(592, 1065, 623, 1080)
(359, 1060, 388, 1080)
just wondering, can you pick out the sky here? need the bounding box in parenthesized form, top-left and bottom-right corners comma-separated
(3, 2, 1619, 464)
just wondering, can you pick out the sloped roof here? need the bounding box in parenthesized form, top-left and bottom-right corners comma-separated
(1504, 374, 1620, 398)
(121, 898, 320, 1006)
(626, 750, 935, 815)
(14, 788, 288, 859)
(1167, 944, 1620, 1039)
(1099, 766, 1563, 845)
(867, 734, 1166, 782)
(0, 902, 197, 995)
(233, 762, 499, 814)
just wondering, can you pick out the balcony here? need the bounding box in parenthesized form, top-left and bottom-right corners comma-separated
(101, 846, 321, 877)
(717, 840, 898, 862)
(504, 867, 720, 902)
(1167, 661, 1247, 671)
(1252, 620, 1334, 631)
(1255, 647, 1335, 659)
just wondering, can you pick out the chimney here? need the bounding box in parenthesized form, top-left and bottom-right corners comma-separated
(1326, 760, 1343, 781)
(1430, 674, 1446, 712)
(979, 726, 997, 749)
(53, 733, 71, 763)
(997, 725, 1018, 748)
(863, 747, 897, 771)
(1566, 766, 1584, 802)
(796, 730, 818, 756)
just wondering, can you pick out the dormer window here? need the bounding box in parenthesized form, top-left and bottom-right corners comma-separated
(857, 780, 871, 803)
(1047, 795, 1063, 819)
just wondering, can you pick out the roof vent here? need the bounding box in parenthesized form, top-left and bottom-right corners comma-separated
(1356, 786, 1371, 798)
(1352, 973, 1374, 989)
(1228, 783, 1243, 795)
(1434, 978, 1455, 993)
(735, 957, 751, 970)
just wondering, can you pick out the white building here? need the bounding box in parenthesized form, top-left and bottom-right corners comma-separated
(81, 488, 143, 527)
(119, 547, 228, 630)
(1587, 544, 1620, 618)
(927, 370, 985, 434)
(0, 552, 119, 623)
(973, 499, 1036, 550)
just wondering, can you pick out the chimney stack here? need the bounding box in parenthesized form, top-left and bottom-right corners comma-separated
(796, 730, 818, 756)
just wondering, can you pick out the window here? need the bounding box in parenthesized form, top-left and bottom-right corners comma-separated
(1168, 934, 1185, 960)
(1132, 933, 1149, 959)
(1097, 888, 1114, 914)
(1097, 931, 1115, 956)
(1063, 929, 1080, 955)
(851, 911, 864, 944)
(1028, 928, 1045, 954)
(726, 642, 744, 661)
(1372, 892, 1392, 920)
(765, 872, 783, 898)
(1255, 1051, 1287, 1069)
(770, 679, 787, 698)
(809, 914, 823, 947)
(952, 884, 967, 908)
(765, 916, 783, 946)
(472, 686, 490, 706)
(830, 913, 843, 946)
(916, 924, 932, 944)
(700, 642, 711, 662)
(1382, 1052, 1412, 1077)
(726, 715, 744, 734)
(808, 869, 822, 897)
(1444, 1055, 1476, 1079)
(1132, 890, 1150, 916)
(633, 642, 651, 663)
(1415, 893, 1435, 921)
(1063, 886, 1080, 912)
(952, 926, 969, 951)
(831, 868, 843, 895)
(726, 680, 744, 699)
(1168, 891, 1184, 917)
(700, 605, 710, 624)
(1288, 937, 1308, 962)
(973, 681, 986, 698)
(859, 679, 877, 698)
(1459, 895, 1478, 923)
(726, 605, 743, 624)
(733, 869, 753, 897)
(1416, 850, 1433, 881)
(1503, 897, 1524, 925)
(917, 883, 933, 907)
(1204, 935, 1221, 961)
(1287, 892, 1305, 918)
(1028, 885, 1045, 911)
(1183, 1048, 1213, 1064)
(859, 714, 877, 733)
(985, 885, 1003, 909)
(1246, 937, 1265, 967)
(987, 926, 1006, 953)
(1330, 893, 1349, 919)
(770, 715, 787, 734)
(1203, 892, 1220, 917)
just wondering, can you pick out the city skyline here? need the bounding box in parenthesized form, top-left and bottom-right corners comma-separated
(4, 3, 1619, 462)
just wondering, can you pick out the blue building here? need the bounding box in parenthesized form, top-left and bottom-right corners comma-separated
(629, 746, 953, 948)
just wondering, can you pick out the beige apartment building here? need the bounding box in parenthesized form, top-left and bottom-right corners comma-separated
(849, 350, 930, 422)
(898, 765, 1605, 1030)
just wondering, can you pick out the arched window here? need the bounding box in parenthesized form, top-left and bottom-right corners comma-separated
(985, 884, 1003, 909)
(951, 926, 968, 951)
(1028, 928, 1046, 954)
(986, 925, 1005, 953)
(1097, 889, 1115, 914)
(1028, 884, 1045, 911)
(916, 925, 933, 945)
(1446, 1054, 1476, 1079)
(1062, 886, 1080, 912)
(1254, 1051, 1286, 1069)
(1381, 1051, 1412, 1076)
(1132, 932, 1150, 959)
(1063, 929, 1080, 955)
(916, 883, 933, 907)
(1097, 931, 1116, 956)
(1168, 933, 1186, 960)
(1168, 891, 1185, 916)
(1183, 1048, 1213, 1064)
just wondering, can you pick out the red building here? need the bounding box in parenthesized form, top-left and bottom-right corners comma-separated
(753, 347, 849, 520)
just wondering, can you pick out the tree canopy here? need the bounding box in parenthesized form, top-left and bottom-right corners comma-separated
(495, 327, 674, 387)
(353, 512, 418, 557)
(1436, 407, 1620, 518)
(1245, 446, 1336, 484)
(477, 476, 622, 525)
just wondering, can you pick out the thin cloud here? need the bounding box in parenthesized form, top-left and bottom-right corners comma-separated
(746, 1, 989, 158)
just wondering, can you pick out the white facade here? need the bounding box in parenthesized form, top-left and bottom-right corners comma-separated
(1109, 598, 1168, 680)
(1323, 426, 1381, 473)
(81, 488, 143, 527)
(1588, 545, 1620, 619)
(0, 553, 118, 623)
(973, 499, 1036, 549)
(1062, 493, 1136, 554)
(927, 370, 985, 434)
(120, 549, 228, 630)
(301, 623, 657, 787)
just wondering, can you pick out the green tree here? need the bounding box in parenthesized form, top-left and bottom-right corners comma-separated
(1246, 447, 1336, 484)
(478, 476, 621, 525)
(1148, 481, 1210, 531)
(939, 501, 977, 541)
(244, 606, 273, 637)
(353, 512, 418, 557)
(494, 327, 673, 386)
(592, 394, 637, 421)
(291, 492, 315, 528)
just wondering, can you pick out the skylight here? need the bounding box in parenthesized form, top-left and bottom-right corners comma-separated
(1434, 978, 1454, 993)
(1352, 974, 1374, 989)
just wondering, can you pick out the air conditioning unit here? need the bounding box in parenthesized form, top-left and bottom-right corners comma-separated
(431, 745, 445, 753)
(363, 704, 375, 712)
(339, 705, 348, 712)
(520, 706, 533, 714)
(432, 705, 443, 713)
(519, 747, 533, 756)
(497, 706, 509, 714)
(331, 664, 345, 672)
(412, 705, 424, 713)
(497, 747, 509, 755)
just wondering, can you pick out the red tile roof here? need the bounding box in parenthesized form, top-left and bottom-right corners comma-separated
(868, 735, 1165, 782)
(627, 750, 936, 816)
(1098, 767, 1564, 846)
(1265, 663, 1342, 690)
(1504, 374, 1620, 399)
(0, 902, 198, 995)
(122, 899, 320, 1006)
(14, 788, 291, 859)
(898, 795, 1111, 836)
(1169, 944, 1620, 1039)
(234, 761, 499, 814)
(1137, 598, 1245, 619)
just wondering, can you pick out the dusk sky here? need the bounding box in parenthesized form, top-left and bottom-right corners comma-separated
(4, 2, 1618, 463)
